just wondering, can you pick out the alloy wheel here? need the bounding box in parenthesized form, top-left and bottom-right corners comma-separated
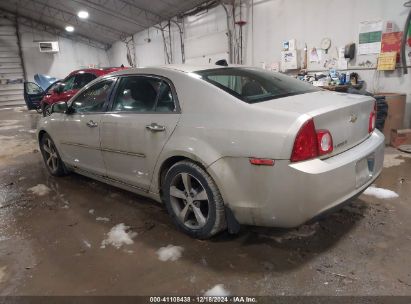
(169, 172, 210, 229)
(43, 138, 59, 172)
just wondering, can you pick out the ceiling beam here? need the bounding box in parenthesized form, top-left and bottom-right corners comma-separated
(36, 0, 132, 37)
(119, 0, 165, 21)
(1, 0, 130, 42)
(70, 0, 148, 31)
(0, 8, 109, 50)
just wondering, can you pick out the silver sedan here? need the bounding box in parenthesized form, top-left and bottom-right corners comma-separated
(37, 65, 385, 238)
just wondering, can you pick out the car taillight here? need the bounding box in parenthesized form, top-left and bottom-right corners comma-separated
(291, 119, 318, 162)
(291, 119, 333, 162)
(369, 101, 376, 133)
(317, 130, 333, 155)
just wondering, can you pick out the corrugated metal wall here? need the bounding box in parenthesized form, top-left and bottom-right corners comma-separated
(0, 16, 24, 107)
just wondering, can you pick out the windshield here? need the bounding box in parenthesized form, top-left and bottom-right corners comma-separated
(45, 81, 61, 93)
(194, 67, 319, 104)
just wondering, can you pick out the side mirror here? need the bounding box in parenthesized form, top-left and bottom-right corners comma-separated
(53, 84, 63, 94)
(51, 101, 68, 114)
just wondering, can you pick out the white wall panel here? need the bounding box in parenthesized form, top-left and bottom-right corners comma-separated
(19, 24, 110, 81)
(106, 0, 411, 126)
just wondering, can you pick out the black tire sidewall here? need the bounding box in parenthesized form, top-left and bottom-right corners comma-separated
(42, 104, 50, 117)
(163, 163, 218, 238)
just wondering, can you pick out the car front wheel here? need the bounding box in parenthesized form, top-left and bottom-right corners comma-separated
(163, 160, 226, 239)
(39, 134, 67, 176)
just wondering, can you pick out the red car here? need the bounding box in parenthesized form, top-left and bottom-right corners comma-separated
(24, 67, 126, 115)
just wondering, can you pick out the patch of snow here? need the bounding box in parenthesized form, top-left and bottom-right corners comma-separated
(62, 205, 69, 209)
(28, 129, 36, 134)
(204, 284, 230, 297)
(13, 106, 26, 112)
(0, 236, 10, 242)
(0, 125, 24, 131)
(27, 184, 51, 196)
(89, 209, 95, 214)
(101, 223, 137, 249)
(384, 152, 411, 168)
(96, 217, 110, 222)
(201, 256, 208, 266)
(0, 120, 19, 127)
(0, 135, 15, 140)
(363, 186, 399, 199)
(156, 245, 184, 262)
(83, 240, 91, 248)
(18, 176, 26, 181)
(0, 135, 37, 162)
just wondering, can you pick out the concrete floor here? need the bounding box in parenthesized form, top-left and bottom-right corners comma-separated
(0, 106, 411, 296)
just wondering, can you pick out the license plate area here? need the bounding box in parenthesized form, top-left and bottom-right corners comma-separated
(356, 154, 375, 188)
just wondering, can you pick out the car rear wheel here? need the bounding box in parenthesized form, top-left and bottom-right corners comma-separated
(40, 134, 67, 176)
(163, 160, 226, 239)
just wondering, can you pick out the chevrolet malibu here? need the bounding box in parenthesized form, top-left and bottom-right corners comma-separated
(37, 65, 385, 239)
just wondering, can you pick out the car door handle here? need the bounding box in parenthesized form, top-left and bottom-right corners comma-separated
(146, 123, 165, 132)
(86, 120, 98, 128)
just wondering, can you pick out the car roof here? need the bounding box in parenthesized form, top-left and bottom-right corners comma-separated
(68, 67, 126, 77)
(106, 64, 237, 77)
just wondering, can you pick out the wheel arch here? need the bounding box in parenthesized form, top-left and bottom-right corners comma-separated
(38, 129, 47, 142)
(156, 154, 207, 198)
(155, 153, 240, 235)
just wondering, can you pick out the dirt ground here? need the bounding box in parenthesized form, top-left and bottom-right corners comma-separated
(0, 106, 410, 296)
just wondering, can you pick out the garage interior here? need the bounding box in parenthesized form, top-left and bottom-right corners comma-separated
(1, 0, 411, 298)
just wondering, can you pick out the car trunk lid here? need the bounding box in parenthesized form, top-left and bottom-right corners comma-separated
(254, 91, 375, 157)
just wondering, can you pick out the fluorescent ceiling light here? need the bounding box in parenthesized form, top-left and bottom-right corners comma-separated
(65, 25, 74, 32)
(77, 11, 89, 19)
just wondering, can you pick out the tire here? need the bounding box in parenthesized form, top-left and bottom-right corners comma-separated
(163, 160, 226, 239)
(35, 105, 43, 114)
(42, 104, 51, 117)
(39, 133, 68, 176)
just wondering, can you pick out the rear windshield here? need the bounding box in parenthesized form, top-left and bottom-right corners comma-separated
(194, 67, 318, 104)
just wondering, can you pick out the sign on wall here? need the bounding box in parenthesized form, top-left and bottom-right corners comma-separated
(358, 20, 383, 55)
(381, 32, 403, 62)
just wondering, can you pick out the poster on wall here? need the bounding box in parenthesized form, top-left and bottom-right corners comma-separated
(358, 20, 383, 55)
(381, 32, 402, 62)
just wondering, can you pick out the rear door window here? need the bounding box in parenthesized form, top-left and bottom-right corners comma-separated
(62, 75, 76, 92)
(73, 73, 96, 90)
(195, 68, 319, 103)
(111, 76, 176, 113)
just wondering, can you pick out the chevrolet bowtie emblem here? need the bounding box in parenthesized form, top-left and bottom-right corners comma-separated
(349, 114, 358, 123)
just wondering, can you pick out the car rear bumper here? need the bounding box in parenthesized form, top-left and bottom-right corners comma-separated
(207, 130, 385, 228)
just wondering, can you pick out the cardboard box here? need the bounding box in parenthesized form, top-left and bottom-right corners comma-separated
(391, 129, 411, 148)
(375, 93, 406, 144)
